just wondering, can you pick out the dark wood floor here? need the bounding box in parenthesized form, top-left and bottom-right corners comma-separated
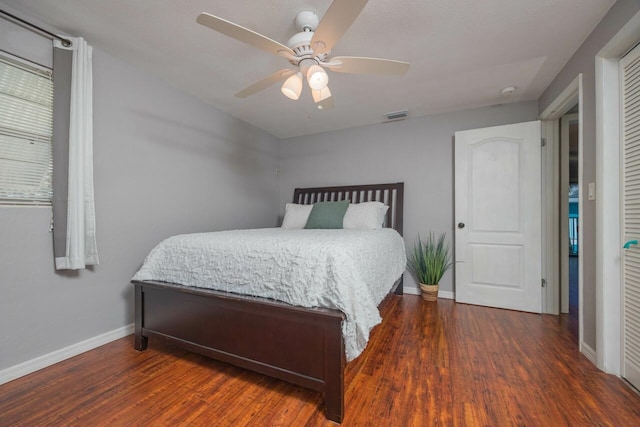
(1, 296, 639, 426)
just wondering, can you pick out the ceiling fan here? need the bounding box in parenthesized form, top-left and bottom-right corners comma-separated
(196, 0, 410, 109)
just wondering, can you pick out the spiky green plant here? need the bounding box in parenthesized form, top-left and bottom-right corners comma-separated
(407, 232, 454, 285)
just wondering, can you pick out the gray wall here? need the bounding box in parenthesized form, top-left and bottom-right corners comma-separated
(0, 23, 280, 370)
(539, 0, 640, 351)
(278, 101, 539, 293)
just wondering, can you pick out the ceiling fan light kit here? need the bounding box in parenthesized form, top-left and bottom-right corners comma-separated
(306, 64, 329, 90)
(197, 0, 410, 109)
(312, 87, 332, 103)
(281, 72, 303, 100)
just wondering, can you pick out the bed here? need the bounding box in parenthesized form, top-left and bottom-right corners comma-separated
(132, 182, 405, 423)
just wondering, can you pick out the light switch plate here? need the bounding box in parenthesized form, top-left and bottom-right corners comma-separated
(588, 182, 596, 200)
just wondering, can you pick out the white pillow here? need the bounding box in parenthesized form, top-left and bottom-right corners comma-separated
(343, 201, 389, 230)
(281, 203, 313, 229)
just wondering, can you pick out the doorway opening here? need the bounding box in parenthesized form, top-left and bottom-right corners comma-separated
(560, 108, 579, 343)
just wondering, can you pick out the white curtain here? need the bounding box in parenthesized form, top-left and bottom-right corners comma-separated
(54, 37, 98, 270)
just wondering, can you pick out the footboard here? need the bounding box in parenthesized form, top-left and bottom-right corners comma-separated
(134, 280, 346, 422)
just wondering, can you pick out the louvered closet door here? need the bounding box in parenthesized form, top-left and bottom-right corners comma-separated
(622, 42, 640, 391)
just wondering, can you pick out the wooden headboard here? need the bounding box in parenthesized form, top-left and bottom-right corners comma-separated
(293, 182, 404, 236)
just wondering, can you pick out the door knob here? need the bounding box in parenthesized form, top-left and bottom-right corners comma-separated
(624, 240, 638, 249)
(458, 222, 465, 229)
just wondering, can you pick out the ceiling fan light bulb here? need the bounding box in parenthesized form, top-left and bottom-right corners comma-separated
(281, 73, 302, 100)
(312, 87, 331, 103)
(307, 65, 329, 90)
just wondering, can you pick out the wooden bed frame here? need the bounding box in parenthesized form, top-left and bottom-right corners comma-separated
(133, 182, 404, 423)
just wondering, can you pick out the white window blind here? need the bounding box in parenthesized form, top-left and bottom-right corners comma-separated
(0, 54, 53, 205)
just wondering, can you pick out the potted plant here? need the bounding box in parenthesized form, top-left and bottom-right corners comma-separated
(407, 232, 454, 301)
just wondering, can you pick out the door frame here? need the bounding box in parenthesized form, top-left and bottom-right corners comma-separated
(595, 10, 640, 375)
(540, 74, 586, 356)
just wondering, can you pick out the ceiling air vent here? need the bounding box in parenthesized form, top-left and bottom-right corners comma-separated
(384, 110, 408, 122)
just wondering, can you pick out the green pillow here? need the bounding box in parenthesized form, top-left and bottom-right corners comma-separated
(304, 200, 350, 229)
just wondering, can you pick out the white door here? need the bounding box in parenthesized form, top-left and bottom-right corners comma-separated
(455, 121, 542, 313)
(621, 42, 640, 391)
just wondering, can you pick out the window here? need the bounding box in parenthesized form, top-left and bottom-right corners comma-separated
(0, 53, 53, 205)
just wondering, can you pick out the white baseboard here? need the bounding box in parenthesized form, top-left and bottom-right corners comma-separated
(404, 286, 421, 295)
(0, 323, 134, 386)
(438, 290, 455, 300)
(404, 286, 455, 300)
(581, 341, 597, 366)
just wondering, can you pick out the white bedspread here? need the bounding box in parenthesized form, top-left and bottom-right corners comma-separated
(132, 228, 406, 361)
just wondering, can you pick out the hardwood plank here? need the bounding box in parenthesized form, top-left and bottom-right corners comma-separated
(2, 297, 640, 426)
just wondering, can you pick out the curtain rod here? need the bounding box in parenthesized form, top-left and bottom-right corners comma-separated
(0, 8, 72, 47)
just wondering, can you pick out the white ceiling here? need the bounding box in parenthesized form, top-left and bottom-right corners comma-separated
(1, 0, 615, 139)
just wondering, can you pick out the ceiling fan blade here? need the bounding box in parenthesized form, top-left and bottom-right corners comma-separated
(235, 69, 296, 98)
(197, 13, 294, 57)
(310, 0, 368, 56)
(328, 56, 410, 75)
